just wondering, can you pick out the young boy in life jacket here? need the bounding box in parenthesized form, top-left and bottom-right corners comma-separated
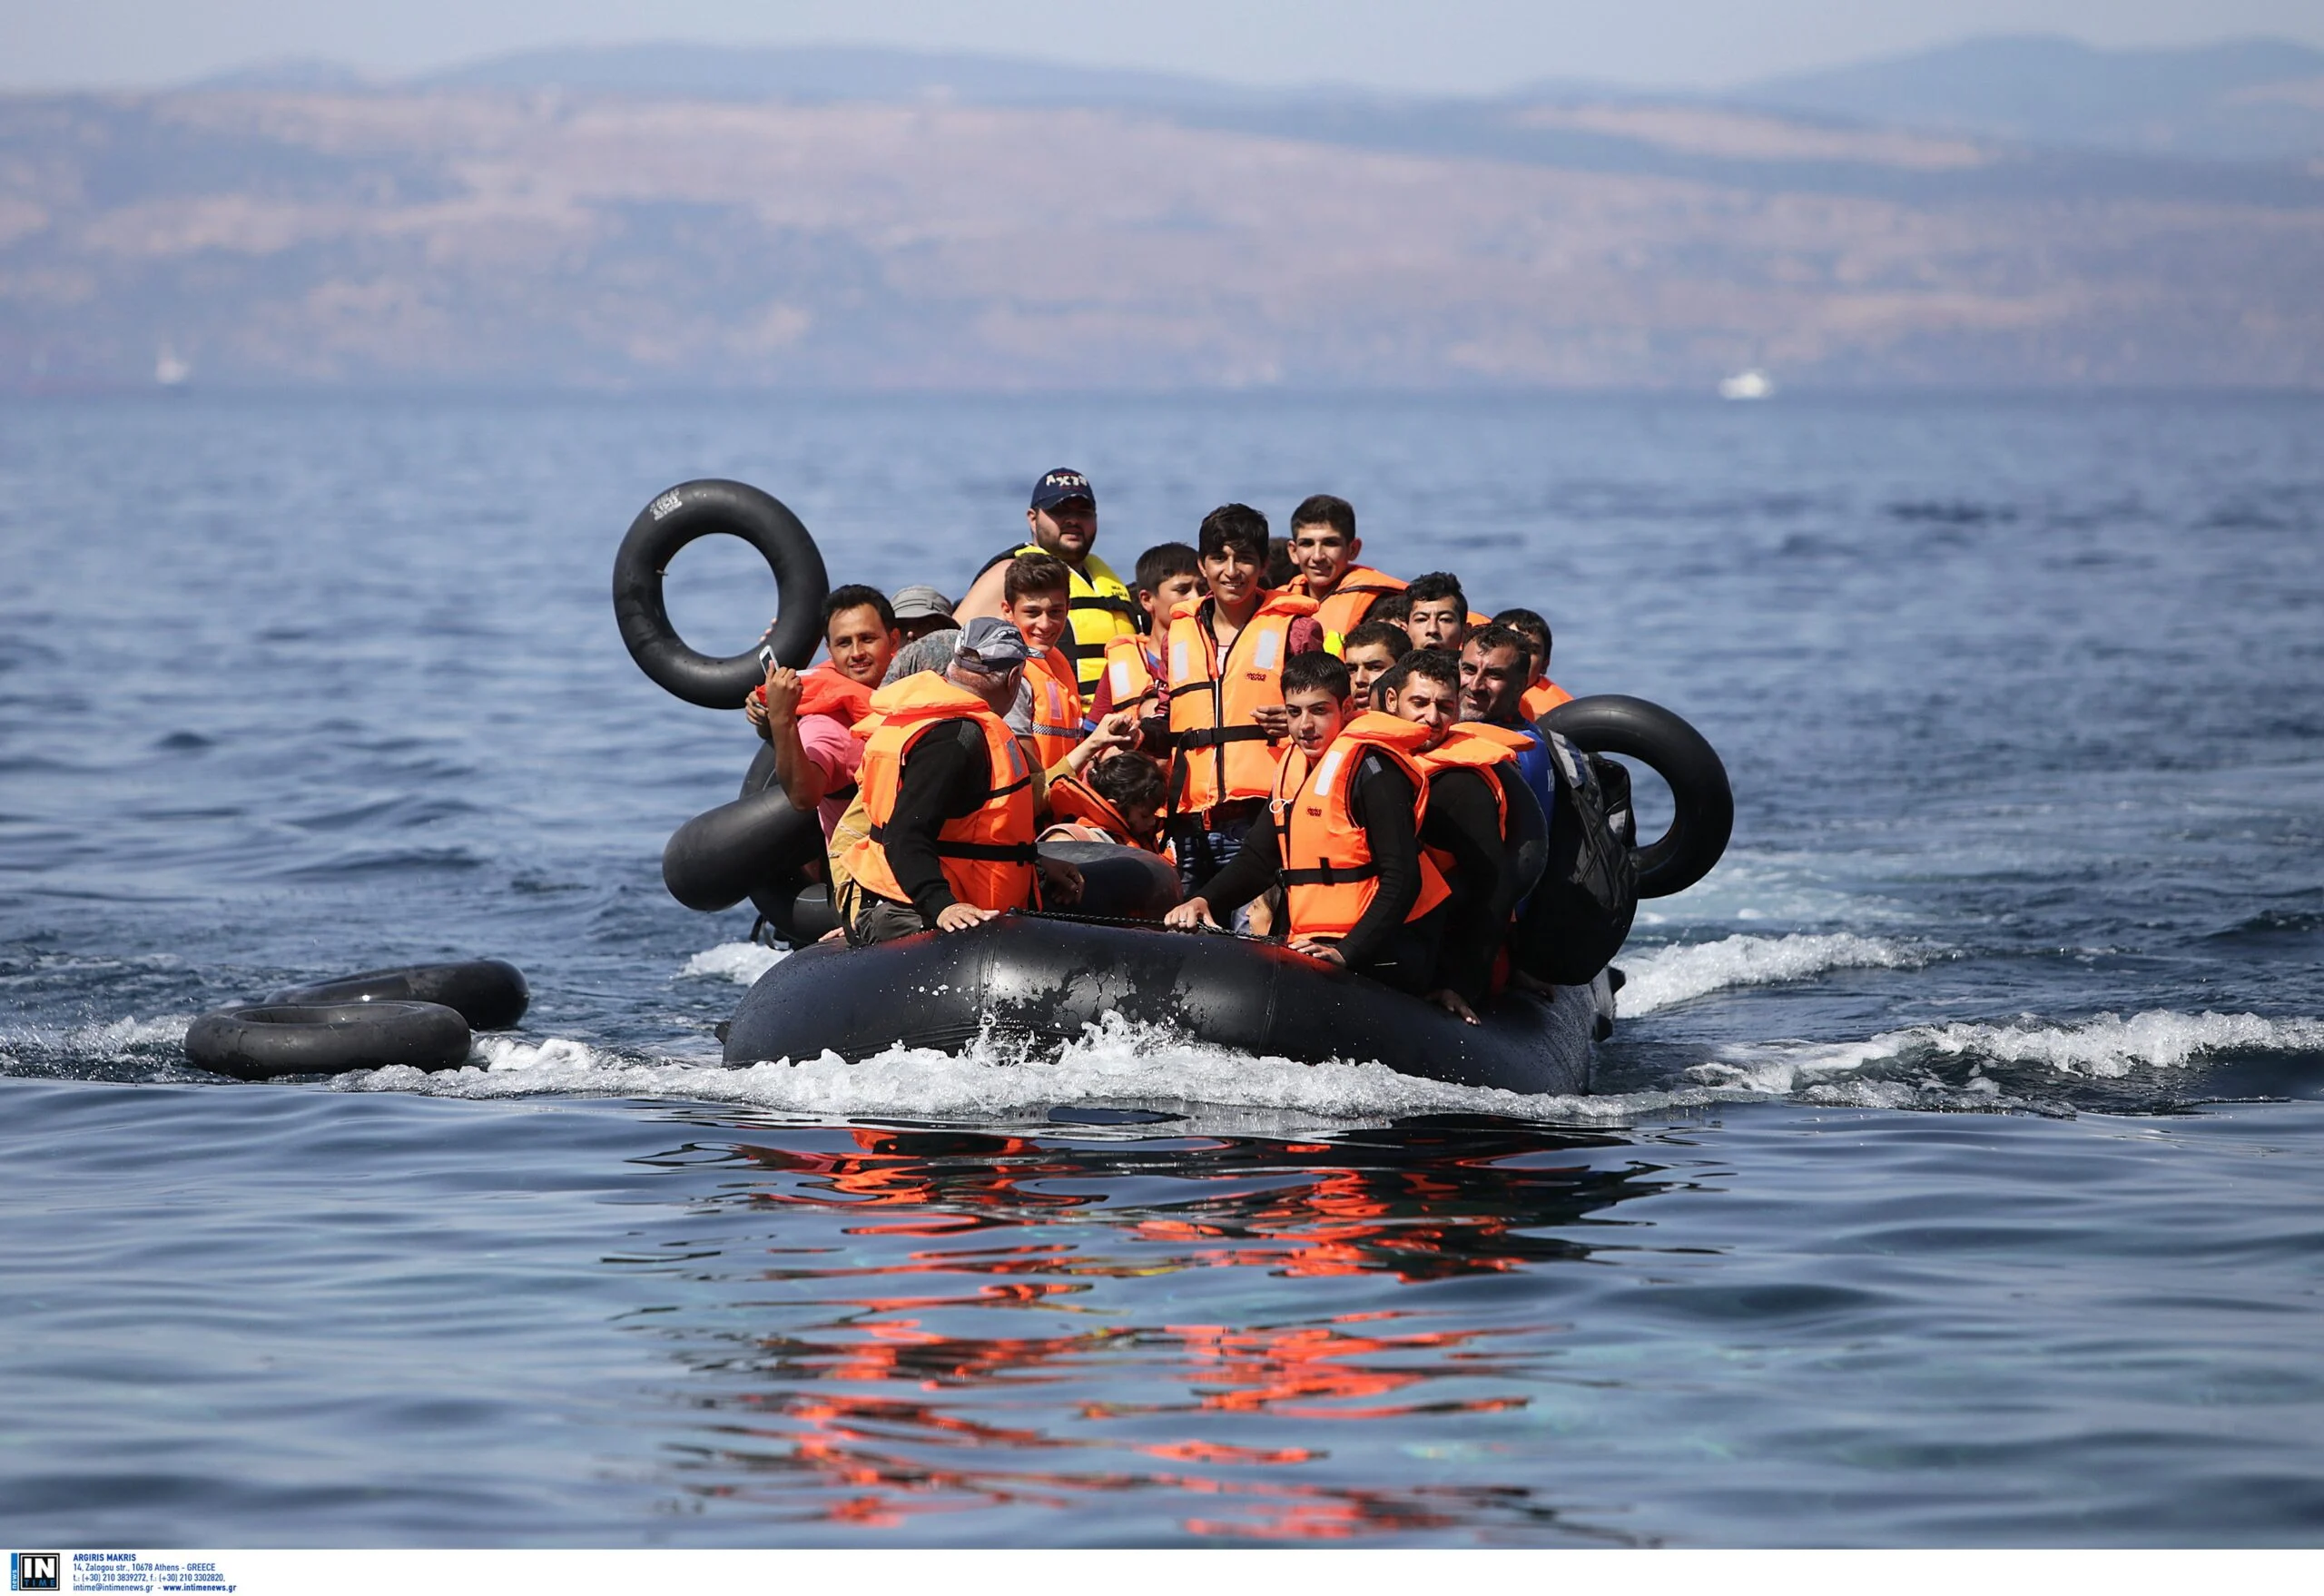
(1004, 551, 1140, 795)
(1166, 653, 1448, 994)
(1374, 649, 1543, 1024)
(1340, 618, 1413, 706)
(743, 585, 902, 843)
(1042, 750, 1167, 852)
(1084, 541, 1201, 739)
(839, 618, 1083, 945)
(1495, 606, 1575, 719)
(1162, 504, 1324, 901)
(1285, 494, 1406, 655)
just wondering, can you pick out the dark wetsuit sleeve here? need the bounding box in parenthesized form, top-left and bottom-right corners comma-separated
(882, 722, 993, 923)
(1194, 811, 1281, 919)
(1422, 767, 1512, 1004)
(1337, 755, 1421, 968)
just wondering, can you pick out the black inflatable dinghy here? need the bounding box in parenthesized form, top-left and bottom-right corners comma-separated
(723, 914, 1609, 1096)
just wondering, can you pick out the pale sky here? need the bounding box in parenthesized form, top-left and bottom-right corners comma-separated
(5, 0, 2320, 94)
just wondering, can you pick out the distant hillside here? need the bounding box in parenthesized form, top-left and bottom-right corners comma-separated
(6, 81, 2321, 395)
(420, 42, 1275, 112)
(1740, 35, 2324, 163)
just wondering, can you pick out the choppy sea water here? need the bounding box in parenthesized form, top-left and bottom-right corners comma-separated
(2, 391, 2320, 1547)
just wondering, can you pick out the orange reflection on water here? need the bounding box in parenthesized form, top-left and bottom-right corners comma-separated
(645, 1121, 1660, 1540)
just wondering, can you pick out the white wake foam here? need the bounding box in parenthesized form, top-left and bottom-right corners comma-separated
(1619, 933, 1921, 1015)
(333, 1011, 1699, 1125)
(1690, 1010, 2324, 1092)
(678, 942, 789, 985)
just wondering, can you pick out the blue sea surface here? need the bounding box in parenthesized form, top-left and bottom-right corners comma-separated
(2, 391, 2320, 1546)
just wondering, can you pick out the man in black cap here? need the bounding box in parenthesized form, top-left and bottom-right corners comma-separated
(956, 468, 1141, 698)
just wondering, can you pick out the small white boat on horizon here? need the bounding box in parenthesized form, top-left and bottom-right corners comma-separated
(1718, 369, 1774, 400)
(155, 347, 192, 389)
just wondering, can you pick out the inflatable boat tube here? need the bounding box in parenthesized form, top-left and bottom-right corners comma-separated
(724, 914, 1607, 1095)
(264, 960, 530, 1030)
(186, 1001, 473, 1080)
(615, 479, 832, 709)
(1541, 695, 1732, 899)
(663, 785, 825, 913)
(1040, 840, 1183, 921)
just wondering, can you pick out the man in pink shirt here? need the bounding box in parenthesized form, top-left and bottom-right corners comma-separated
(744, 585, 902, 840)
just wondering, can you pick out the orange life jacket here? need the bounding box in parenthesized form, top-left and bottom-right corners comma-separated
(1043, 770, 1161, 853)
(1519, 676, 1574, 719)
(981, 544, 1139, 695)
(1297, 566, 1405, 656)
(1417, 722, 1526, 874)
(1166, 592, 1318, 816)
(1269, 712, 1451, 942)
(1101, 634, 1164, 717)
(842, 675, 1039, 914)
(1025, 648, 1085, 773)
(750, 663, 876, 726)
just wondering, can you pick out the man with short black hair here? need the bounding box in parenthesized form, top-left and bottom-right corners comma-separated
(1161, 505, 1324, 899)
(1377, 648, 1541, 1023)
(1461, 623, 1560, 832)
(1404, 572, 1472, 655)
(1494, 606, 1574, 717)
(745, 584, 902, 842)
(957, 468, 1139, 695)
(1287, 494, 1405, 655)
(1341, 619, 1412, 705)
(1166, 651, 1447, 991)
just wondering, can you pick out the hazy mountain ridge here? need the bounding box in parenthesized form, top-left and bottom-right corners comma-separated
(5, 51, 2323, 393)
(193, 34, 2324, 164)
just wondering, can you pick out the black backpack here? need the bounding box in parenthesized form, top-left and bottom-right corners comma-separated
(1511, 729, 1639, 986)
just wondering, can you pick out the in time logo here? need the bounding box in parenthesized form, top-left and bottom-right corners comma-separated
(9, 1552, 60, 1592)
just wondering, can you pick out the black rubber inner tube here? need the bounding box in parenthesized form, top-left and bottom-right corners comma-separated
(265, 960, 530, 1031)
(614, 479, 832, 709)
(185, 1001, 472, 1081)
(663, 787, 825, 913)
(1540, 694, 1733, 899)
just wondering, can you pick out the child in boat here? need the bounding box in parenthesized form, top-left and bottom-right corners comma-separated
(1042, 750, 1167, 852)
(1165, 651, 1446, 994)
(1083, 541, 1200, 736)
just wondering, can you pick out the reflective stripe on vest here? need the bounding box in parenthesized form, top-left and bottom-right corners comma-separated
(1301, 566, 1406, 656)
(842, 675, 1039, 913)
(992, 544, 1138, 695)
(1025, 650, 1085, 773)
(1269, 712, 1451, 941)
(1103, 634, 1161, 715)
(1165, 592, 1317, 816)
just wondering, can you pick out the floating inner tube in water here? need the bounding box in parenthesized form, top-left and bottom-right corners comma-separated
(185, 1001, 472, 1081)
(266, 960, 530, 1031)
(614, 479, 832, 709)
(724, 914, 1608, 1096)
(1541, 694, 1733, 899)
